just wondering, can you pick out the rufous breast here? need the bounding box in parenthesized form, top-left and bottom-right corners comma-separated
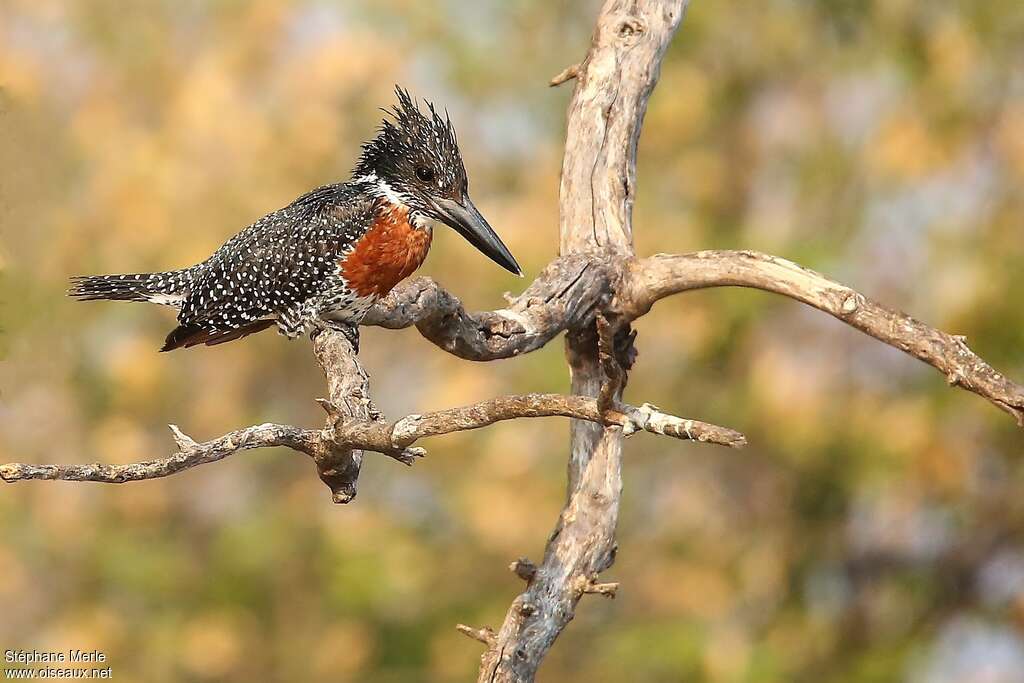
(339, 201, 433, 299)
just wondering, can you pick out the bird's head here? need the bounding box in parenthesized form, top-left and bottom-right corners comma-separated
(354, 87, 521, 276)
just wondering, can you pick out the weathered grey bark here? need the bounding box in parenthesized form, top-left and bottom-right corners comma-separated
(5, 0, 1024, 680)
(362, 255, 616, 362)
(309, 330, 373, 502)
(557, 0, 685, 252)
(0, 388, 744, 485)
(619, 251, 1024, 424)
(475, 2, 689, 680)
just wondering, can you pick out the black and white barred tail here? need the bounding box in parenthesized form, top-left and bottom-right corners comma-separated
(68, 269, 193, 306)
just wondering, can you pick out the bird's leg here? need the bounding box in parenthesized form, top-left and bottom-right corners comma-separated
(315, 318, 360, 352)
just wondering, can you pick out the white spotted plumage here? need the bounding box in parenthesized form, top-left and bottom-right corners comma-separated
(68, 86, 511, 351)
(71, 181, 390, 350)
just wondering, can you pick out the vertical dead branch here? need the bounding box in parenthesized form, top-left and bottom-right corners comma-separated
(310, 329, 379, 503)
(477, 1, 690, 680)
(558, 0, 685, 253)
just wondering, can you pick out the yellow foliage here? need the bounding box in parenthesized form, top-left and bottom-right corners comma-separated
(311, 621, 377, 681)
(180, 612, 246, 680)
(926, 17, 978, 91)
(867, 108, 948, 180)
(996, 103, 1024, 179)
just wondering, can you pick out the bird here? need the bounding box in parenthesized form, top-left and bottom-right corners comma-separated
(68, 87, 521, 352)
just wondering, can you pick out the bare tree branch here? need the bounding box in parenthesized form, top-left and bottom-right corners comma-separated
(620, 250, 1024, 425)
(362, 255, 617, 361)
(578, 577, 620, 598)
(333, 393, 746, 451)
(308, 328, 377, 502)
(549, 63, 581, 87)
(477, 1, 690, 681)
(457, 624, 498, 646)
(0, 424, 317, 484)
(363, 246, 1024, 432)
(0, 393, 743, 485)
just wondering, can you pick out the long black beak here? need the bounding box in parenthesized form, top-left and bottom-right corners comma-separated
(433, 195, 522, 276)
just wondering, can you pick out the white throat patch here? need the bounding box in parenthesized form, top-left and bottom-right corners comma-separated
(375, 179, 407, 207)
(356, 172, 433, 231)
(355, 173, 408, 206)
(410, 212, 434, 231)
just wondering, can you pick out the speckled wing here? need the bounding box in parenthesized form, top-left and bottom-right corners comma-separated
(163, 184, 374, 350)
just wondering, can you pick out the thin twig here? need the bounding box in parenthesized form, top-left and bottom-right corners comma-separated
(579, 579, 619, 598)
(550, 63, 581, 87)
(0, 424, 316, 484)
(457, 624, 497, 646)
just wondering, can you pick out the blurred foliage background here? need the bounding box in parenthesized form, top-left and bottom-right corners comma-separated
(2, 0, 1024, 681)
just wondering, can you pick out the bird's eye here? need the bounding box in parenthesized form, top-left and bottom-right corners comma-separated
(415, 166, 435, 182)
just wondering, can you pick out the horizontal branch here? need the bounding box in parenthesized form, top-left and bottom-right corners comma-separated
(332, 393, 747, 452)
(361, 248, 1024, 431)
(0, 394, 744, 486)
(10, 249, 1012, 499)
(620, 250, 1024, 425)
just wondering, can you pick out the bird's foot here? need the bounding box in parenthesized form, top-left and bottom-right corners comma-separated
(315, 319, 360, 352)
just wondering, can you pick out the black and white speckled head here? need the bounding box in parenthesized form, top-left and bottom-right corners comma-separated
(355, 87, 467, 211)
(354, 87, 521, 276)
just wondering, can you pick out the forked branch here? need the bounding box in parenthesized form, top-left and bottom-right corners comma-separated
(359, 249, 1024, 431)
